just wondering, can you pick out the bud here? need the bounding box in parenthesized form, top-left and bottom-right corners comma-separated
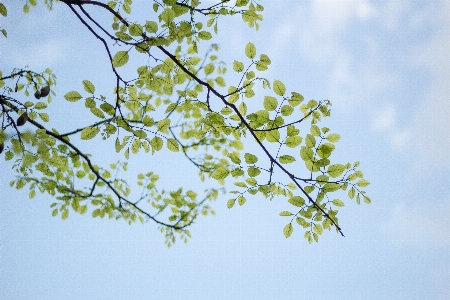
(16, 112, 28, 126)
(40, 85, 50, 97)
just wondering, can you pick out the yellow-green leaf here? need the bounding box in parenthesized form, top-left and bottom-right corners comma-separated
(80, 127, 100, 140)
(283, 223, 293, 238)
(166, 138, 179, 152)
(245, 42, 256, 59)
(82, 80, 95, 93)
(112, 51, 129, 67)
(64, 91, 82, 102)
(273, 80, 286, 96)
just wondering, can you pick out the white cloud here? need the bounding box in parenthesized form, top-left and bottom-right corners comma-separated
(370, 103, 411, 150)
(371, 103, 396, 131)
(382, 200, 450, 247)
(407, 0, 450, 172)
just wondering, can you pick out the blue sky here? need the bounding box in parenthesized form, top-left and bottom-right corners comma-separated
(1, 1, 449, 299)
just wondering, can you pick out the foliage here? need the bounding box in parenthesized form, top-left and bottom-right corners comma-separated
(0, 0, 370, 246)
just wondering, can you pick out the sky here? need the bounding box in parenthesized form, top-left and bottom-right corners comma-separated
(1, 0, 449, 299)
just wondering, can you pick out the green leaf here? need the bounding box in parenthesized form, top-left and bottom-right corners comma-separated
(112, 51, 129, 68)
(150, 136, 163, 153)
(100, 103, 115, 115)
(247, 167, 260, 177)
(263, 96, 278, 111)
(82, 80, 95, 93)
(322, 183, 340, 193)
(285, 136, 302, 148)
(300, 147, 314, 161)
(357, 179, 370, 187)
(61, 210, 69, 220)
(64, 91, 82, 102)
(145, 20, 158, 33)
(129, 24, 143, 36)
(296, 217, 309, 228)
(313, 224, 323, 235)
(326, 133, 341, 142)
(279, 155, 296, 164)
(332, 199, 345, 207)
(90, 107, 105, 119)
(273, 80, 286, 96)
(80, 127, 100, 140)
(238, 195, 246, 206)
(348, 187, 355, 199)
(39, 113, 49, 122)
(131, 138, 140, 154)
(166, 138, 179, 152)
(227, 199, 236, 208)
(34, 102, 47, 110)
(281, 105, 294, 116)
(327, 164, 346, 178)
(289, 92, 304, 106)
(288, 196, 305, 207)
(198, 31, 212, 40)
(159, 8, 175, 23)
(244, 153, 258, 164)
(23, 4, 29, 13)
(245, 42, 256, 59)
(279, 211, 293, 216)
(157, 118, 171, 134)
(233, 60, 244, 72)
(283, 223, 293, 238)
(211, 167, 229, 180)
(310, 125, 321, 136)
(0, 3, 7, 16)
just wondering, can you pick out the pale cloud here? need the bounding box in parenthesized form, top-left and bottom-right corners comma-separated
(407, 0, 450, 172)
(371, 103, 396, 131)
(370, 103, 411, 150)
(382, 200, 450, 247)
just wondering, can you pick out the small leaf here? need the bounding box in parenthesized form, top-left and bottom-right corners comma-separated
(82, 80, 95, 93)
(238, 195, 246, 206)
(64, 91, 82, 102)
(332, 199, 345, 207)
(313, 224, 323, 235)
(327, 164, 346, 178)
(80, 127, 100, 140)
(112, 51, 129, 67)
(273, 80, 286, 96)
(198, 31, 212, 40)
(227, 199, 236, 209)
(244, 153, 258, 164)
(283, 223, 293, 238)
(157, 118, 171, 134)
(285, 136, 302, 148)
(0, 3, 7, 16)
(348, 187, 355, 199)
(279, 211, 293, 216)
(166, 138, 179, 152)
(233, 60, 244, 72)
(245, 42, 256, 59)
(288, 196, 305, 207)
(263, 96, 278, 111)
(211, 167, 229, 180)
(356, 179, 370, 187)
(326, 133, 341, 142)
(279, 155, 296, 164)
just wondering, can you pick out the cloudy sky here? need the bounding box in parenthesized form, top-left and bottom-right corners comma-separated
(1, 1, 449, 299)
